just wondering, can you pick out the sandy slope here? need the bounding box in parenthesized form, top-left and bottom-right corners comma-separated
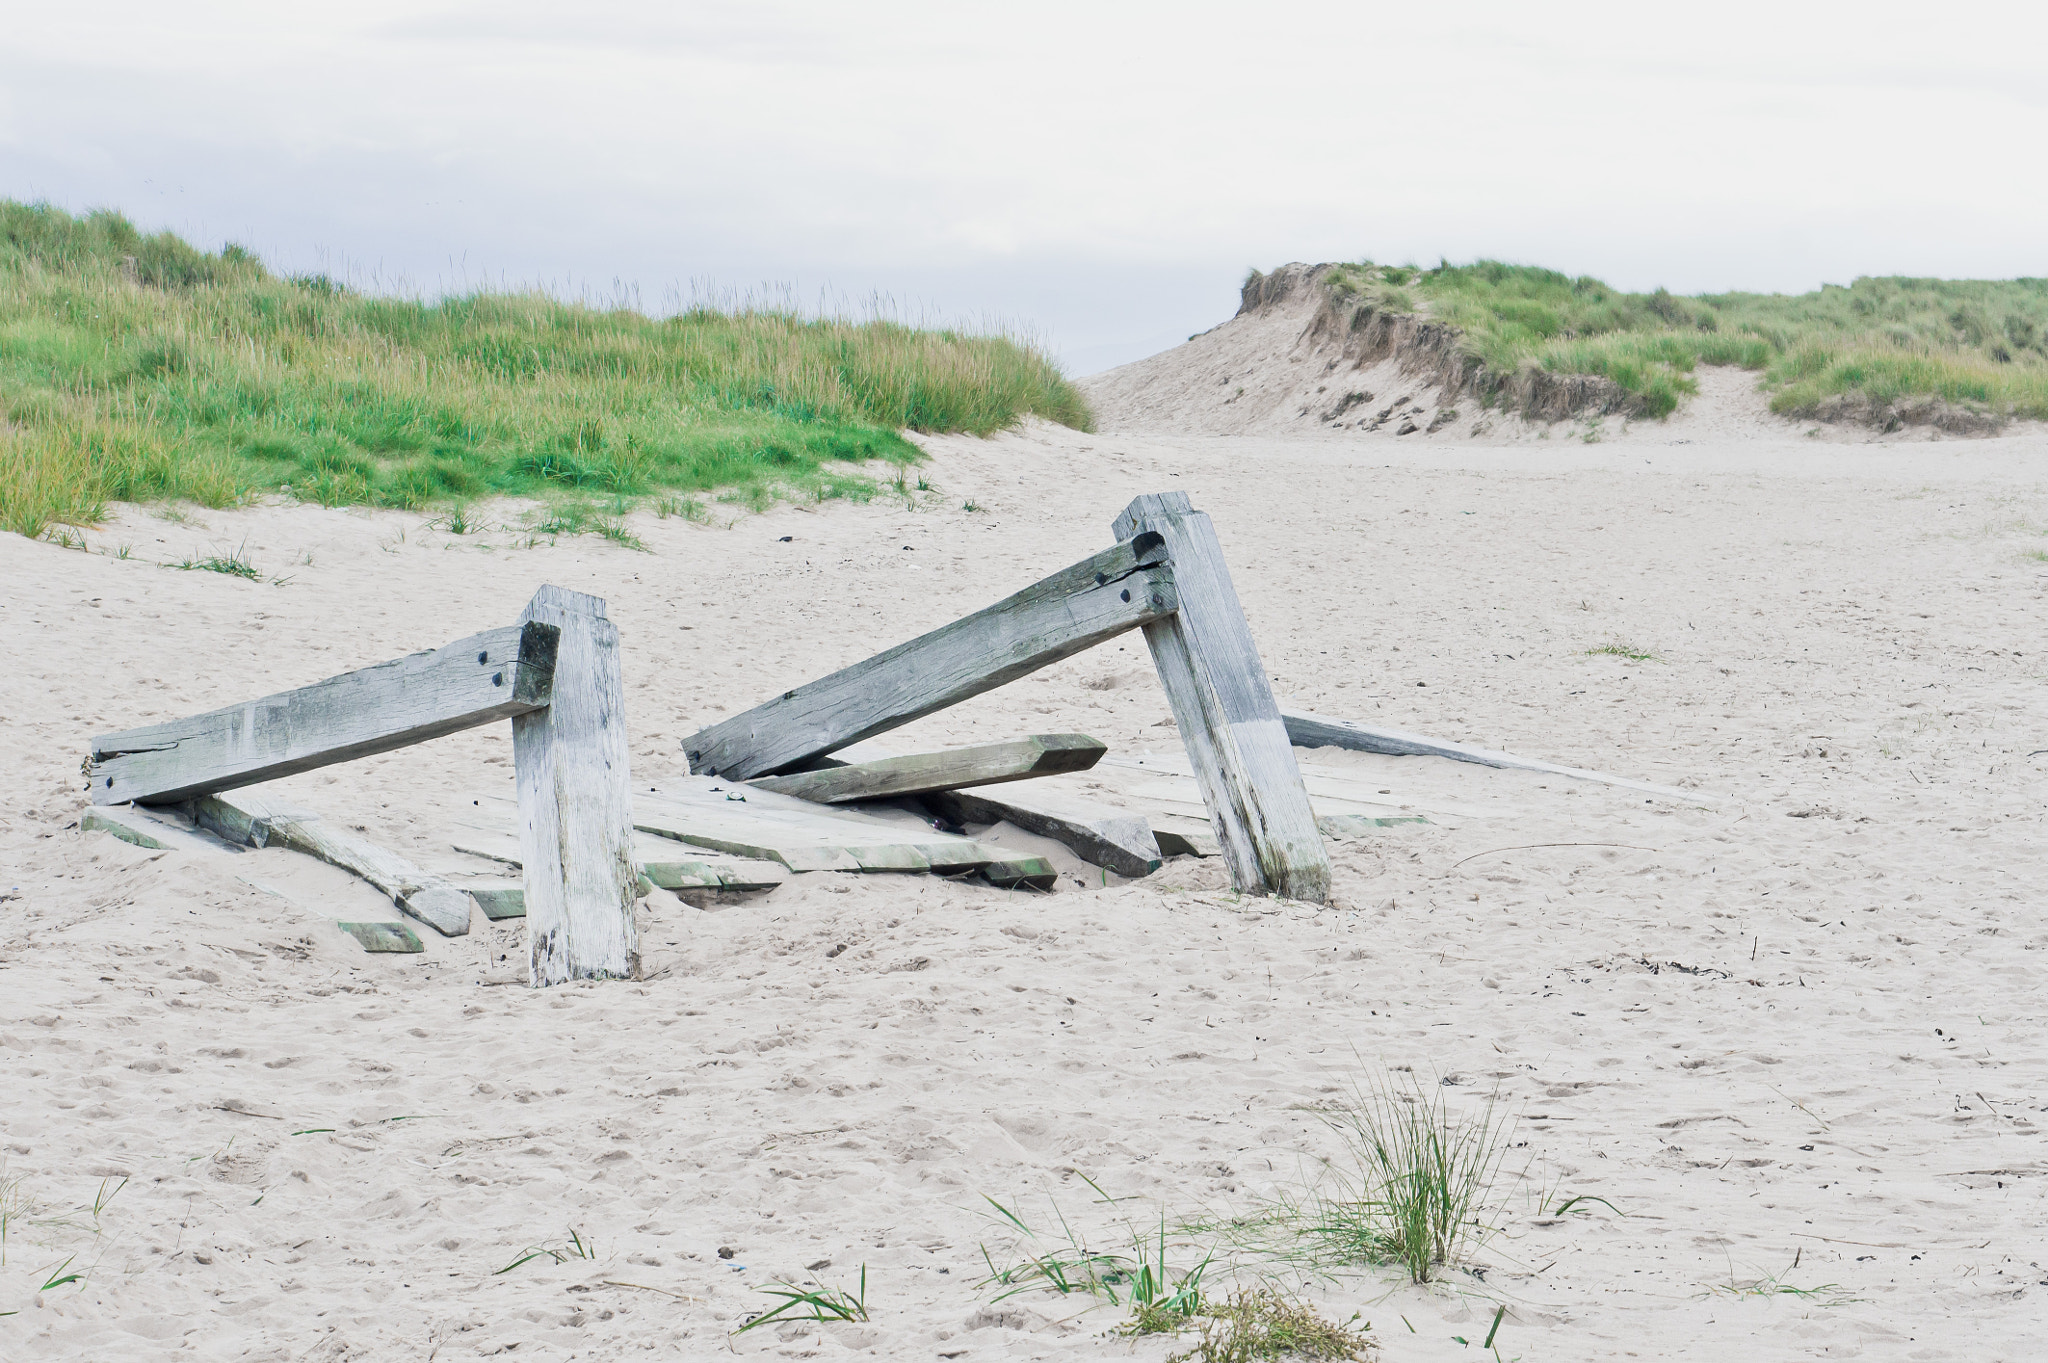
(3, 424, 2047, 1361)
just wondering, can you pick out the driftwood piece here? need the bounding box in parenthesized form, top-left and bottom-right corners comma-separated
(1279, 706, 1714, 802)
(88, 622, 555, 806)
(512, 587, 639, 985)
(924, 786, 1162, 879)
(1113, 493, 1330, 902)
(190, 789, 476, 936)
(683, 536, 1176, 779)
(83, 804, 237, 855)
(750, 734, 1107, 804)
(337, 921, 425, 953)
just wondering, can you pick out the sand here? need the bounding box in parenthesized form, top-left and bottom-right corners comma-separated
(3, 416, 2046, 1361)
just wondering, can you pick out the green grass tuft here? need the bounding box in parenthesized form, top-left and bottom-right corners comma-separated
(494, 1229, 596, 1275)
(171, 541, 262, 579)
(1586, 641, 1659, 662)
(734, 1265, 869, 1334)
(0, 200, 1093, 537)
(1300, 1073, 1516, 1284)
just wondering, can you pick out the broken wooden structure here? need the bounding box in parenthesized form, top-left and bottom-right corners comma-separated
(685, 492, 1333, 903)
(86, 584, 637, 986)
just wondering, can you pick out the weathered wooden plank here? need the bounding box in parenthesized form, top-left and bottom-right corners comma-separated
(1098, 752, 1499, 822)
(924, 786, 1162, 879)
(1149, 816, 1221, 859)
(1279, 705, 1715, 802)
(1113, 493, 1330, 902)
(641, 778, 1003, 873)
(83, 804, 236, 855)
(337, 921, 425, 953)
(190, 789, 475, 937)
(684, 536, 1176, 779)
(750, 734, 1107, 804)
(88, 622, 555, 806)
(1317, 814, 1430, 840)
(465, 881, 527, 920)
(979, 854, 1058, 890)
(451, 825, 762, 891)
(512, 587, 639, 985)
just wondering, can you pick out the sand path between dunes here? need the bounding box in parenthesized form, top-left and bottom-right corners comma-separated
(2, 423, 2045, 1361)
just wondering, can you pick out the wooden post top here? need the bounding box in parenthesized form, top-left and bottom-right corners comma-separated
(521, 585, 610, 622)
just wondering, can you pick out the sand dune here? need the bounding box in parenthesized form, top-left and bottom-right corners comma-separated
(3, 420, 2046, 1360)
(1081, 265, 2043, 450)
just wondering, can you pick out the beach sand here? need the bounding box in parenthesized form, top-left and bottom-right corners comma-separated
(2, 418, 2045, 1359)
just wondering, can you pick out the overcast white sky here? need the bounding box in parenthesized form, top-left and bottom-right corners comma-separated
(5, 1, 2045, 372)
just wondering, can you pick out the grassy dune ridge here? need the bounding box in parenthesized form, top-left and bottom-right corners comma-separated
(1326, 260, 2048, 421)
(0, 201, 1092, 538)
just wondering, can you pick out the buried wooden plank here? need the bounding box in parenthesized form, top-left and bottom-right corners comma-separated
(465, 881, 527, 920)
(640, 778, 996, 874)
(923, 786, 1162, 880)
(450, 825, 771, 891)
(190, 790, 474, 937)
(1278, 705, 1715, 803)
(512, 586, 639, 986)
(979, 855, 1059, 891)
(1316, 814, 1430, 841)
(82, 804, 238, 856)
(1149, 815, 1221, 859)
(1097, 753, 1497, 822)
(336, 921, 425, 953)
(88, 622, 555, 807)
(749, 734, 1107, 804)
(1113, 493, 1330, 903)
(684, 535, 1176, 779)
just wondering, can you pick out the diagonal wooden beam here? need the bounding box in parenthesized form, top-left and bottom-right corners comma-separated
(683, 535, 1175, 780)
(1113, 492, 1330, 903)
(88, 621, 557, 806)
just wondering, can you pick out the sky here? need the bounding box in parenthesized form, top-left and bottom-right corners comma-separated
(4, 0, 2045, 374)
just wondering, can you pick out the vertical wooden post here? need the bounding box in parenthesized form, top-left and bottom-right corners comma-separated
(1113, 492, 1332, 903)
(513, 586, 639, 984)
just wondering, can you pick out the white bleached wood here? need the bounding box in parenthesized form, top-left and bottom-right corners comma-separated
(684, 536, 1175, 779)
(88, 623, 554, 806)
(923, 786, 1162, 879)
(513, 587, 638, 985)
(1113, 492, 1330, 902)
(1278, 706, 1716, 802)
(749, 734, 1107, 804)
(189, 789, 474, 936)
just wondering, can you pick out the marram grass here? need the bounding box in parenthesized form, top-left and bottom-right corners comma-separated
(1325, 259, 2048, 421)
(0, 200, 1092, 538)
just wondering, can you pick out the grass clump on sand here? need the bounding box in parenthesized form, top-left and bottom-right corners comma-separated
(0, 200, 1092, 539)
(1208, 1073, 1517, 1286)
(1166, 1290, 1373, 1362)
(1325, 259, 2048, 422)
(1586, 641, 1659, 662)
